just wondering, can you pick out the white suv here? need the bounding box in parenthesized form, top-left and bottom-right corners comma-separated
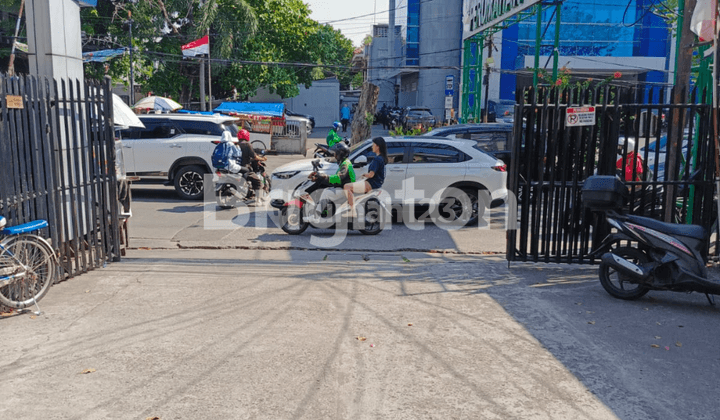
(121, 114, 239, 199)
(270, 136, 508, 224)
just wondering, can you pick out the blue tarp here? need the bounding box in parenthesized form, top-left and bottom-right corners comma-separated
(83, 49, 125, 63)
(177, 110, 218, 116)
(74, 0, 98, 7)
(214, 102, 285, 117)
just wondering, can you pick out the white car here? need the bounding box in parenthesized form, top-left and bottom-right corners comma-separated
(120, 113, 239, 199)
(270, 136, 508, 224)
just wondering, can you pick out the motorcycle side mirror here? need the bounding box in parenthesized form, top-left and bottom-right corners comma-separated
(353, 155, 368, 167)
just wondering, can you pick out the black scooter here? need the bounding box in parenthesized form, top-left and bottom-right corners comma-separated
(313, 138, 350, 159)
(583, 175, 720, 304)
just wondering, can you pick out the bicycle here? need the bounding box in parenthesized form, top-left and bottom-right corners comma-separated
(0, 215, 57, 314)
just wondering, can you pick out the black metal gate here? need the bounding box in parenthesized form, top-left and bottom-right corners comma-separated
(507, 86, 718, 264)
(0, 75, 120, 279)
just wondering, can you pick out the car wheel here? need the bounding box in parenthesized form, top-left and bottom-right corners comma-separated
(174, 165, 206, 200)
(435, 188, 484, 227)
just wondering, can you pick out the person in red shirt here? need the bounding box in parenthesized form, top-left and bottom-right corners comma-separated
(616, 137, 644, 182)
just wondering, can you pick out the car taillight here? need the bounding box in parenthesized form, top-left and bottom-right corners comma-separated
(492, 164, 507, 172)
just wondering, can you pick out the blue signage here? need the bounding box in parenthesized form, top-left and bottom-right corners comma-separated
(74, 0, 98, 7)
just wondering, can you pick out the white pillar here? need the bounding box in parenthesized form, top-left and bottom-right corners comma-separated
(26, 0, 85, 83)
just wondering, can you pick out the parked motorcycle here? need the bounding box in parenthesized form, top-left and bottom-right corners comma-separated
(214, 151, 271, 209)
(313, 138, 350, 159)
(270, 158, 388, 235)
(582, 175, 720, 304)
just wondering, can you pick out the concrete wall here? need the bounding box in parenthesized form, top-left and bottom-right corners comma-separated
(417, 0, 463, 121)
(251, 78, 340, 127)
(367, 25, 403, 109)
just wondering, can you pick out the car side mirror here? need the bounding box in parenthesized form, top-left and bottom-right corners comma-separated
(353, 155, 369, 167)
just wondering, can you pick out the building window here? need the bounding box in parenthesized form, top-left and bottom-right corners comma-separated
(374, 26, 388, 38)
(406, 0, 420, 66)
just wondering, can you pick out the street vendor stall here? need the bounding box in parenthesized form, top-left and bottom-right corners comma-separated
(214, 102, 307, 155)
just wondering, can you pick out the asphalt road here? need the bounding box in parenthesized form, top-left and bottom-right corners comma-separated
(126, 126, 508, 253)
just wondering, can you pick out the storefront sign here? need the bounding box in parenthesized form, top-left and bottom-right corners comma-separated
(464, 0, 541, 37)
(566, 106, 596, 127)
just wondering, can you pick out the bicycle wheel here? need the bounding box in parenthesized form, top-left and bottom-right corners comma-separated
(0, 236, 55, 309)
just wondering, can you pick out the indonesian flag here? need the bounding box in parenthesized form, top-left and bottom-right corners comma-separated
(181, 35, 209, 57)
(691, 0, 717, 42)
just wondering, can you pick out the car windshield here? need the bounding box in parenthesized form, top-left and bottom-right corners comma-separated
(408, 110, 432, 117)
(222, 122, 239, 136)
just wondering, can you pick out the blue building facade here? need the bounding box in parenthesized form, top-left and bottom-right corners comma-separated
(498, 0, 671, 100)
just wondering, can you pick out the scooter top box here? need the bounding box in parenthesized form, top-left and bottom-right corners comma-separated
(582, 175, 629, 210)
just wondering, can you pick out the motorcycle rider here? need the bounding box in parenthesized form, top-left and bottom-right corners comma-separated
(237, 128, 268, 206)
(300, 142, 355, 206)
(326, 121, 343, 147)
(343, 137, 387, 218)
(616, 137, 645, 182)
(211, 131, 243, 173)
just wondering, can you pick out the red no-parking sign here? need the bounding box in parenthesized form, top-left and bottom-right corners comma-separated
(566, 106, 596, 127)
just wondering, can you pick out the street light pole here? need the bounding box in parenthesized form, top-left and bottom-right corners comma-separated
(128, 12, 135, 106)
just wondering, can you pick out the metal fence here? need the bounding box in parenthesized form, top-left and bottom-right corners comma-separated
(0, 75, 120, 280)
(271, 119, 308, 155)
(507, 85, 718, 264)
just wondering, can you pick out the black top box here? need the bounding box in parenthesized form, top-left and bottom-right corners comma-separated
(582, 175, 628, 210)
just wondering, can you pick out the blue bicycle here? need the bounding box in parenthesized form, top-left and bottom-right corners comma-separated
(0, 216, 56, 312)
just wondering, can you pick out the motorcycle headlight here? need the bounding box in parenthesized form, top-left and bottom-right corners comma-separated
(273, 171, 300, 180)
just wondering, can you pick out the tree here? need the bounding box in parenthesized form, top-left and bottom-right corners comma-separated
(80, 0, 354, 102)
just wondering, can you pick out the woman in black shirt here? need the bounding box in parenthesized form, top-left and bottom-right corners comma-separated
(343, 137, 388, 217)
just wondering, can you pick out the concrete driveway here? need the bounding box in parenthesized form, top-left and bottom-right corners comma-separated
(2, 249, 718, 419)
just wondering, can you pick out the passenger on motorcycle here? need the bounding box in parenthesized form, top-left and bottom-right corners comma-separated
(343, 137, 387, 217)
(300, 142, 355, 206)
(211, 131, 242, 173)
(237, 129, 268, 205)
(326, 121, 343, 147)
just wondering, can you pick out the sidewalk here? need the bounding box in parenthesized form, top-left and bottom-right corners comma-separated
(1, 248, 617, 420)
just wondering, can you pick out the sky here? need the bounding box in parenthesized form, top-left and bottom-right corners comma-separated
(304, 0, 390, 48)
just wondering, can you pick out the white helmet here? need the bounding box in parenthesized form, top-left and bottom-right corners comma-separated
(617, 137, 635, 154)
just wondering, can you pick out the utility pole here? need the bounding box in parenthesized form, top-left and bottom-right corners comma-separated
(388, 0, 396, 107)
(128, 12, 135, 106)
(665, 0, 697, 221)
(207, 29, 212, 112)
(7, 0, 25, 77)
(483, 37, 493, 123)
(199, 53, 206, 111)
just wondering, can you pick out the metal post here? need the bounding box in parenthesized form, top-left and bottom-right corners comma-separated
(476, 39, 484, 122)
(552, 1, 561, 80)
(128, 16, 134, 106)
(533, 3, 542, 88)
(207, 29, 212, 111)
(199, 55, 206, 111)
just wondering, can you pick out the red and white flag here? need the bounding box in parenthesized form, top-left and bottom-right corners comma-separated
(181, 35, 209, 57)
(691, 0, 718, 42)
